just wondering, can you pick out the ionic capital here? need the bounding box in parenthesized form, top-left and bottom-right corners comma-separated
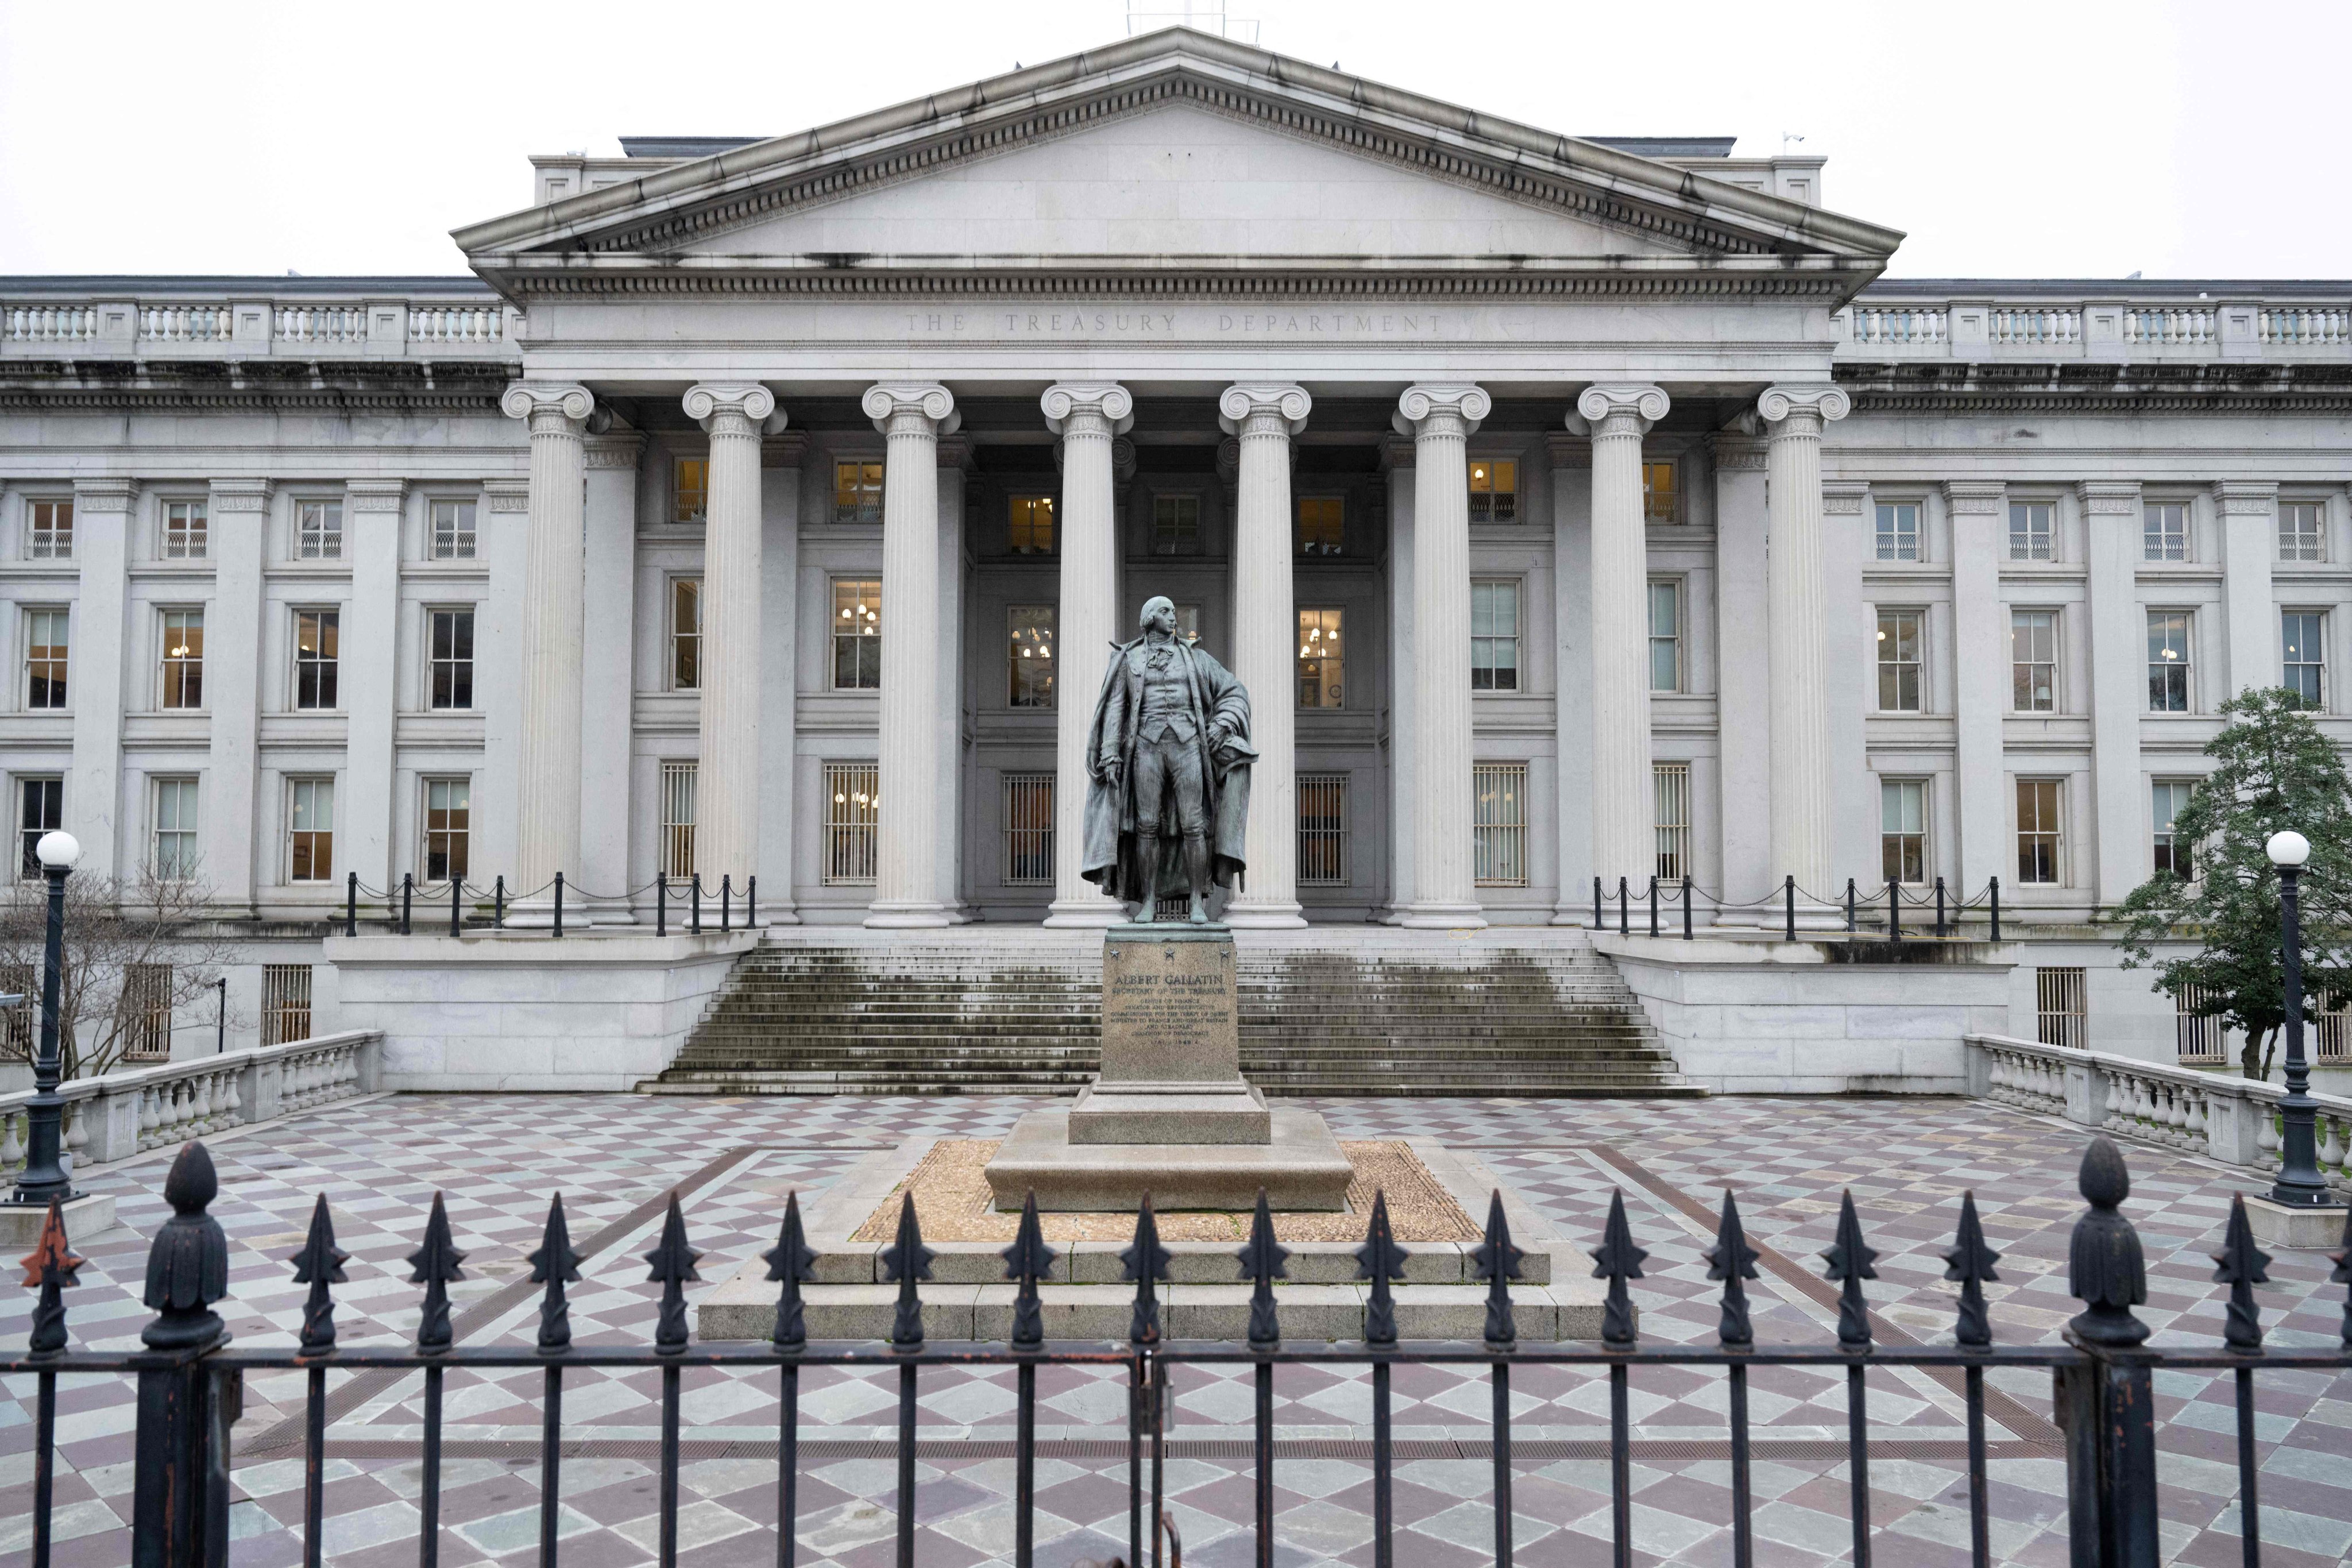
(1041, 381, 1134, 435)
(1756, 384, 1851, 429)
(682, 383, 779, 435)
(500, 382, 596, 428)
(862, 382, 959, 435)
(1393, 383, 1491, 436)
(1218, 383, 1311, 436)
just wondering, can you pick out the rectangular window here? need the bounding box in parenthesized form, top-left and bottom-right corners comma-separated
(1473, 763, 1528, 886)
(673, 457, 709, 524)
(2152, 779, 2195, 878)
(122, 963, 172, 1060)
(1648, 580, 1682, 692)
(427, 608, 474, 710)
(295, 609, 339, 710)
(2011, 609, 2057, 712)
(1880, 778, 1927, 885)
(1008, 494, 1056, 555)
(1297, 496, 1345, 556)
(2007, 501, 2053, 562)
(2281, 501, 2327, 562)
(1009, 606, 1056, 709)
(1471, 580, 1520, 692)
(1874, 501, 1919, 562)
(1150, 495, 1201, 556)
(0, 964, 27, 1057)
(26, 499, 72, 559)
(1642, 460, 1678, 524)
(1297, 608, 1343, 709)
(24, 608, 67, 710)
(2144, 502, 2188, 562)
(660, 761, 697, 878)
(2283, 611, 2326, 708)
(833, 461, 884, 524)
(1469, 460, 1517, 524)
(287, 777, 334, 882)
(1297, 773, 1349, 886)
(832, 579, 882, 690)
(298, 500, 343, 560)
(1877, 608, 1923, 712)
(2036, 967, 2087, 1051)
(160, 609, 204, 709)
(2175, 983, 2227, 1065)
(430, 499, 477, 560)
(152, 777, 199, 879)
(1654, 763, 1690, 883)
(2146, 611, 2191, 712)
(423, 777, 470, 883)
(2017, 778, 2063, 885)
(670, 578, 702, 692)
(824, 762, 879, 885)
(1173, 605, 1202, 646)
(1002, 772, 1054, 885)
(261, 964, 313, 1048)
(162, 499, 208, 559)
(17, 777, 61, 878)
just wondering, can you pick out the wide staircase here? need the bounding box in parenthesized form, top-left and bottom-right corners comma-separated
(646, 934, 1699, 1097)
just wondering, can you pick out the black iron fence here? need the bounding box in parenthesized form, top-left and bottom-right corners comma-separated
(337, 871, 757, 938)
(1592, 874, 2008, 943)
(10, 1134, 2351, 1568)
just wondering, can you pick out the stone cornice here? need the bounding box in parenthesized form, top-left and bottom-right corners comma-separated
(584, 434, 646, 470)
(1709, 434, 1766, 471)
(71, 477, 136, 512)
(2213, 480, 2280, 513)
(345, 479, 407, 513)
(483, 480, 531, 513)
(207, 477, 272, 512)
(1943, 481, 2006, 515)
(1835, 361, 2352, 414)
(760, 431, 810, 469)
(1821, 482, 1868, 515)
(2076, 481, 2141, 515)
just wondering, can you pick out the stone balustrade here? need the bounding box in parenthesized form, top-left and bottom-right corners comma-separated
(1840, 288, 2352, 364)
(1965, 1031, 2352, 1194)
(0, 1029, 380, 1178)
(0, 289, 520, 362)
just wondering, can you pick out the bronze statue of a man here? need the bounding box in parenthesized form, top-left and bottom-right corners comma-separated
(1080, 597, 1255, 923)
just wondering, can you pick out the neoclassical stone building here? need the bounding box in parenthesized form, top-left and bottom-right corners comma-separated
(5, 30, 2349, 1065)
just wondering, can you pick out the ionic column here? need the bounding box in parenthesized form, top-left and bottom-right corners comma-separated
(580, 432, 644, 921)
(684, 384, 777, 898)
(500, 383, 594, 902)
(1041, 383, 1133, 926)
(1759, 385, 1851, 898)
(1577, 385, 1670, 901)
(862, 383, 957, 927)
(1218, 384, 1311, 928)
(1396, 384, 1491, 928)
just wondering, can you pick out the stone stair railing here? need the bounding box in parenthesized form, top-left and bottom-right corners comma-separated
(0, 1030, 380, 1179)
(1964, 1031, 2352, 1194)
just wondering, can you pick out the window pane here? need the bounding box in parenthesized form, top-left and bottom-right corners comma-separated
(1877, 609, 1922, 712)
(161, 609, 204, 709)
(2146, 611, 2191, 712)
(1875, 503, 1918, 562)
(1473, 764, 1527, 886)
(1470, 581, 1519, 692)
(2281, 502, 2326, 562)
(833, 461, 883, 524)
(2011, 610, 2056, 711)
(2008, 502, 2052, 561)
(424, 778, 470, 882)
(296, 610, 340, 710)
(661, 761, 698, 878)
(1297, 608, 1343, 709)
(2152, 778, 2193, 878)
(1880, 778, 1926, 884)
(1009, 495, 1056, 554)
(1003, 772, 1055, 885)
(2144, 503, 2188, 562)
(299, 500, 343, 559)
(1648, 581, 1680, 692)
(832, 580, 882, 690)
(1009, 606, 1056, 708)
(2016, 778, 2061, 883)
(1642, 461, 1677, 523)
(288, 778, 334, 882)
(25, 608, 68, 710)
(1468, 461, 1519, 524)
(671, 578, 701, 692)
(1654, 763, 1689, 882)
(430, 609, 475, 710)
(2283, 612, 2326, 707)
(1297, 497, 1345, 555)
(674, 458, 709, 524)
(431, 500, 477, 559)
(18, 778, 63, 877)
(824, 762, 879, 885)
(28, 499, 73, 559)
(1151, 495, 1201, 556)
(163, 500, 209, 559)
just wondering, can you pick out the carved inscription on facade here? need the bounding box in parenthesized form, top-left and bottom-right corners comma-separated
(1100, 933, 1240, 1084)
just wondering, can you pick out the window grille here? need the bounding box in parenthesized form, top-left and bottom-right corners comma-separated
(1654, 763, 1689, 883)
(2280, 501, 2326, 562)
(1648, 581, 1682, 692)
(428, 609, 474, 710)
(430, 500, 477, 560)
(1470, 580, 1520, 692)
(25, 608, 67, 710)
(2146, 611, 2191, 712)
(262, 964, 313, 1048)
(298, 500, 343, 559)
(1002, 773, 1054, 885)
(2144, 502, 2188, 562)
(1, 966, 31, 1060)
(2175, 983, 2228, 1064)
(423, 778, 470, 883)
(1874, 501, 1918, 562)
(1877, 609, 1922, 711)
(2035, 966, 2087, 1051)
(1473, 763, 1527, 887)
(160, 608, 204, 709)
(1469, 460, 1517, 524)
(660, 762, 697, 879)
(1881, 778, 1927, 885)
(287, 778, 334, 882)
(1297, 773, 1349, 886)
(2152, 779, 2195, 878)
(2319, 1002, 2350, 1063)
(674, 457, 708, 524)
(824, 762, 880, 885)
(1008, 495, 1056, 554)
(2011, 609, 2057, 712)
(2283, 611, 2326, 708)
(17, 777, 61, 879)
(1641, 461, 1677, 523)
(1008, 607, 1056, 708)
(2008, 501, 2053, 561)
(1296, 497, 1344, 555)
(2016, 779, 2063, 885)
(153, 777, 199, 879)
(26, 499, 72, 559)
(123, 963, 173, 1060)
(163, 500, 208, 559)
(1150, 495, 1201, 555)
(832, 580, 882, 690)
(295, 609, 339, 710)
(1297, 609, 1342, 709)
(833, 461, 884, 524)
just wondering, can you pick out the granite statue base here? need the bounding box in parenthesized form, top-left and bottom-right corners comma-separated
(986, 1106, 1355, 1212)
(1068, 921, 1273, 1144)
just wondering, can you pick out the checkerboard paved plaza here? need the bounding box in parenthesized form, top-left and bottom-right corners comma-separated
(5, 1092, 2349, 1567)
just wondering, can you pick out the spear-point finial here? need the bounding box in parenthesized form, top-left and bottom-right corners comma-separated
(1472, 1189, 1524, 1350)
(1706, 1189, 1759, 1348)
(21, 1199, 85, 1355)
(1123, 1193, 1172, 1347)
(290, 1194, 349, 1355)
(766, 1190, 818, 1351)
(1942, 1191, 2001, 1349)
(644, 1190, 703, 1353)
(1355, 1189, 1409, 1349)
(407, 1191, 467, 1353)
(1237, 1188, 1288, 1351)
(528, 1194, 584, 1352)
(1590, 1189, 1647, 1349)
(144, 1141, 231, 1352)
(2331, 1208, 2352, 1350)
(2212, 1194, 2272, 1353)
(882, 1191, 933, 1350)
(1002, 1191, 1058, 1350)
(1822, 1190, 1879, 1351)
(2065, 1137, 2149, 1349)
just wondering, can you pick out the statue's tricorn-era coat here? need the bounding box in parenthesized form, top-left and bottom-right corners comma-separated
(1080, 637, 1254, 905)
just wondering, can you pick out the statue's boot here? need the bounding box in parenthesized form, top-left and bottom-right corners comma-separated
(1184, 833, 1211, 924)
(1134, 833, 1161, 923)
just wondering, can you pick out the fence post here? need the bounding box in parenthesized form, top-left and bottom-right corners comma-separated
(1682, 875, 1693, 941)
(1592, 876, 1602, 931)
(1936, 876, 1947, 938)
(345, 872, 357, 939)
(1784, 875, 1795, 943)
(1845, 878, 1856, 934)
(721, 874, 732, 933)
(400, 873, 412, 936)
(2064, 1138, 2160, 1568)
(1990, 876, 2002, 943)
(692, 874, 702, 934)
(1887, 878, 1901, 942)
(553, 873, 564, 940)
(1616, 876, 1628, 937)
(450, 876, 462, 939)
(657, 875, 668, 938)
(495, 876, 505, 930)
(747, 875, 757, 929)
(134, 1143, 237, 1568)
(1647, 875, 1658, 938)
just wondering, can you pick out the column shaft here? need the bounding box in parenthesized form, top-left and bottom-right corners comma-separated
(1399, 384, 1492, 927)
(1578, 387, 1667, 896)
(204, 479, 268, 913)
(1042, 384, 1131, 925)
(863, 384, 955, 926)
(342, 481, 405, 901)
(65, 481, 132, 882)
(685, 384, 775, 891)
(1220, 385, 1311, 927)
(579, 437, 643, 918)
(501, 384, 593, 897)
(1760, 386, 1850, 897)
(755, 434, 805, 921)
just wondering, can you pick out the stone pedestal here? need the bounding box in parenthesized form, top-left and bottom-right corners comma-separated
(0, 1191, 115, 1249)
(2243, 1193, 2351, 1250)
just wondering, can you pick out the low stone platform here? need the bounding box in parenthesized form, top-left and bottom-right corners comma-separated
(986, 1106, 1355, 1212)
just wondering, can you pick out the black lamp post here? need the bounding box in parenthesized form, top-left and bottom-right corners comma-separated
(10, 829, 79, 1208)
(2266, 829, 2331, 1208)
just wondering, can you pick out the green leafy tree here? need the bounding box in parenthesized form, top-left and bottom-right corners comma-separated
(2111, 689, 2352, 1079)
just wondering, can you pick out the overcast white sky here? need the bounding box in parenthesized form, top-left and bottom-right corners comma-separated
(2, 0, 2344, 281)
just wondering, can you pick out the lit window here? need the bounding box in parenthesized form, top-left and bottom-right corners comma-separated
(1877, 609, 1922, 712)
(261, 964, 312, 1046)
(1008, 495, 1056, 554)
(2017, 778, 2063, 885)
(26, 499, 72, 559)
(2011, 609, 2057, 712)
(1469, 461, 1518, 524)
(294, 609, 339, 710)
(674, 457, 709, 524)
(1880, 778, 1926, 885)
(1297, 496, 1344, 555)
(1874, 501, 1919, 562)
(1151, 495, 1201, 556)
(2281, 502, 2326, 562)
(1298, 773, 1349, 886)
(824, 761, 879, 885)
(17, 777, 61, 878)
(287, 777, 334, 882)
(1297, 608, 1343, 709)
(661, 761, 697, 878)
(1009, 606, 1056, 708)
(1642, 461, 1677, 523)
(833, 461, 884, 524)
(152, 778, 199, 879)
(427, 608, 474, 710)
(670, 578, 701, 692)
(298, 500, 343, 560)
(163, 500, 208, 559)
(1471, 580, 1520, 692)
(1002, 773, 1054, 885)
(2007, 501, 2052, 562)
(423, 777, 470, 883)
(160, 609, 204, 710)
(24, 608, 67, 710)
(1473, 763, 1527, 886)
(832, 580, 882, 690)
(2146, 611, 2191, 712)
(2152, 779, 2195, 878)
(2283, 611, 2327, 708)
(430, 500, 477, 560)
(1173, 605, 1202, 645)
(1654, 763, 1690, 882)
(2144, 503, 2188, 562)
(1648, 580, 1681, 692)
